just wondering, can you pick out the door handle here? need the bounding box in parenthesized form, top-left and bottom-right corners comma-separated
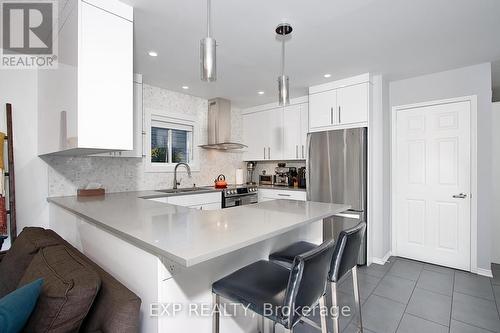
(263, 147, 266, 159)
(338, 106, 341, 123)
(296, 145, 298, 159)
(330, 107, 334, 124)
(268, 147, 270, 160)
(278, 193, 291, 197)
(302, 145, 304, 158)
(452, 193, 468, 199)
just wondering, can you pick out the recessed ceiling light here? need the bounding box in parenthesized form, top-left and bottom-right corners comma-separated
(148, 51, 158, 57)
(324, 73, 331, 78)
(258, 91, 265, 95)
(182, 86, 189, 90)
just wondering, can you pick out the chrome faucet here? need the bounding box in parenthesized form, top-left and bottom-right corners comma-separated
(173, 163, 192, 190)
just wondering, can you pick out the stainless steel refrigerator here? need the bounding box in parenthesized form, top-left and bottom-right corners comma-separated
(306, 128, 367, 265)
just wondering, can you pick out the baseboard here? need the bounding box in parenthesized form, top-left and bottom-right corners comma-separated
(372, 251, 392, 265)
(476, 268, 493, 278)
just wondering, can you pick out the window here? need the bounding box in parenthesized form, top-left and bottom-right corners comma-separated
(151, 120, 193, 164)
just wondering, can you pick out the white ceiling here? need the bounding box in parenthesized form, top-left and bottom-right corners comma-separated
(121, 0, 500, 108)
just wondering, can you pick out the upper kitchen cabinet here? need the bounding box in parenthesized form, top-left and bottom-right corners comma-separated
(309, 74, 370, 132)
(242, 97, 308, 161)
(38, 0, 134, 156)
(283, 103, 308, 160)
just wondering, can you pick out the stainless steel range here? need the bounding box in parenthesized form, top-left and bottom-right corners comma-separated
(222, 185, 258, 208)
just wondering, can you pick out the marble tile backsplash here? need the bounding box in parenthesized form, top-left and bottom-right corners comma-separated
(45, 84, 246, 197)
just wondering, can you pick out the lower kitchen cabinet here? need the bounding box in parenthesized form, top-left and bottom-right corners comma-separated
(148, 192, 222, 209)
(258, 189, 306, 202)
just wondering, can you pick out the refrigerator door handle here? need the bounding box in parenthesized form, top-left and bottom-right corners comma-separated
(306, 133, 312, 201)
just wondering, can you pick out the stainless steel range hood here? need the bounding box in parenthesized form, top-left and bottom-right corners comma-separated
(199, 98, 247, 150)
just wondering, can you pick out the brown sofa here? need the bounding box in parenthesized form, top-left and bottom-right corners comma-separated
(0, 227, 141, 333)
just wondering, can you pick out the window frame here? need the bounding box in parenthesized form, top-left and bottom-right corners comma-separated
(145, 108, 200, 173)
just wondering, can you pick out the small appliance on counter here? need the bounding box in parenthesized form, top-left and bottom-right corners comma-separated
(274, 163, 289, 187)
(259, 170, 273, 185)
(298, 167, 307, 189)
(246, 161, 257, 185)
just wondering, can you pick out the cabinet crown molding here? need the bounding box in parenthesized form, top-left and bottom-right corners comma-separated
(309, 73, 371, 95)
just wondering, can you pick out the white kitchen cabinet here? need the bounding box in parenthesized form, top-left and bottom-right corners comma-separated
(337, 83, 369, 125)
(98, 75, 144, 158)
(243, 108, 283, 161)
(38, 0, 133, 156)
(242, 98, 308, 161)
(308, 74, 370, 132)
(309, 89, 337, 130)
(149, 192, 222, 210)
(283, 104, 308, 160)
(243, 110, 269, 160)
(258, 189, 307, 202)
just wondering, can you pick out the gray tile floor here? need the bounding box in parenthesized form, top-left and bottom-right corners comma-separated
(293, 257, 500, 333)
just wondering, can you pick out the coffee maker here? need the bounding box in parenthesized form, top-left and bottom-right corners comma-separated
(273, 163, 289, 186)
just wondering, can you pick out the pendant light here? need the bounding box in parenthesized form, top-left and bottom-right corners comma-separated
(276, 23, 292, 106)
(201, 0, 216, 81)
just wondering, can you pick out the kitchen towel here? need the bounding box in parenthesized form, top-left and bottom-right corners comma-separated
(235, 168, 244, 185)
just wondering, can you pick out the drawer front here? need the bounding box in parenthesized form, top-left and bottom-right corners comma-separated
(167, 192, 222, 206)
(258, 189, 306, 201)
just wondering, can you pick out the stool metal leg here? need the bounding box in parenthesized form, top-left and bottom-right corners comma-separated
(319, 296, 328, 333)
(352, 266, 363, 332)
(212, 293, 220, 333)
(258, 315, 265, 333)
(330, 282, 339, 333)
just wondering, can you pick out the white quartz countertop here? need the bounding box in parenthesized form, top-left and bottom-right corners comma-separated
(47, 191, 349, 267)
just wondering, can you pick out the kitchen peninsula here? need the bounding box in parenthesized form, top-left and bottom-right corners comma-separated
(47, 191, 349, 333)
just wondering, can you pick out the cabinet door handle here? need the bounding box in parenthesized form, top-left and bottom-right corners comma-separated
(268, 147, 271, 159)
(338, 106, 341, 123)
(263, 147, 266, 159)
(296, 145, 298, 159)
(302, 145, 305, 158)
(331, 107, 334, 124)
(278, 193, 291, 197)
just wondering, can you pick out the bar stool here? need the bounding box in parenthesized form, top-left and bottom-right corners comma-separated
(269, 222, 366, 333)
(211, 239, 335, 333)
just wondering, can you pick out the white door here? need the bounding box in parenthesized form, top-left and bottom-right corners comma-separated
(283, 105, 301, 160)
(299, 104, 308, 159)
(309, 89, 337, 129)
(267, 108, 283, 160)
(243, 111, 270, 160)
(337, 83, 369, 125)
(395, 100, 471, 270)
(79, 1, 133, 150)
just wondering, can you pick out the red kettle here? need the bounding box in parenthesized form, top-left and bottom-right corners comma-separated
(214, 174, 228, 189)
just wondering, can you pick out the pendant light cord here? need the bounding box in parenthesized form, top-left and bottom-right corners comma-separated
(281, 37, 285, 75)
(207, 0, 211, 37)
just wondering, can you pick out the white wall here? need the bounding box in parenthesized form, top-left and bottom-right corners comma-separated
(492, 102, 500, 263)
(389, 63, 493, 271)
(0, 70, 49, 249)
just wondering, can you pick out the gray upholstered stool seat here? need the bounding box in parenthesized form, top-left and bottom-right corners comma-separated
(269, 241, 317, 267)
(212, 260, 290, 325)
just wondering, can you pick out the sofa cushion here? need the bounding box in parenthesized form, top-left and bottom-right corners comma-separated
(0, 278, 43, 333)
(44, 230, 141, 333)
(0, 228, 60, 297)
(18, 245, 101, 333)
